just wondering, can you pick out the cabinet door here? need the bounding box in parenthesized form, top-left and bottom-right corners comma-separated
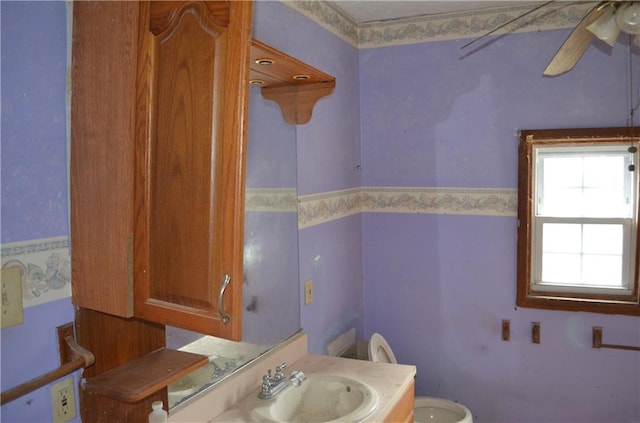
(133, 1, 252, 340)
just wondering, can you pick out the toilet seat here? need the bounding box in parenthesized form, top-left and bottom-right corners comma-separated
(368, 332, 398, 364)
(414, 397, 473, 423)
(368, 333, 473, 423)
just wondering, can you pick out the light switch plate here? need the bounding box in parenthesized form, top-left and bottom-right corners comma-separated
(1, 267, 24, 328)
(304, 279, 313, 305)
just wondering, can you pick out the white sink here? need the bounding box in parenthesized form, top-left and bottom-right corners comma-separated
(243, 374, 378, 423)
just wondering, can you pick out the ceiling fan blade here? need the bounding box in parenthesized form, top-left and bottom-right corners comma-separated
(543, 2, 609, 76)
(461, 0, 555, 50)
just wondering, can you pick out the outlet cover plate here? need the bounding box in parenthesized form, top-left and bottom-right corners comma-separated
(51, 376, 76, 423)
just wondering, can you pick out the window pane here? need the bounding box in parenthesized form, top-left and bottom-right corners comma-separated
(543, 188, 582, 216)
(583, 224, 623, 255)
(541, 252, 581, 283)
(583, 156, 623, 189)
(584, 156, 627, 217)
(582, 255, 622, 287)
(538, 151, 631, 218)
(542, 223, 581, 253)
(544, 157, 582, 187)
(540, 157, 583, 216)
(540, 223, 625, 287)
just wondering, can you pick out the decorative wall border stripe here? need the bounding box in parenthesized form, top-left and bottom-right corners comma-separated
(298, 187, 517, 228)
(298, 188, 362, 228)
(362, 187, 517, 215)
(283, 0, 359, 46)
(246, 188, 298, 212)
(283, 1, 594, 49)
(1, 236, 71, 308)
(2, 189, 516, 306)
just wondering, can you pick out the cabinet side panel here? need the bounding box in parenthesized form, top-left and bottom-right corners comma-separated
(70, 1, 138, 317)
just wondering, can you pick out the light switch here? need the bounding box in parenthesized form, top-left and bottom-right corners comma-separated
(501, 319, 510, 341)
(1, 267, 24, 328)
(304, 279, 313, 305)
(532, 322, 541, 344)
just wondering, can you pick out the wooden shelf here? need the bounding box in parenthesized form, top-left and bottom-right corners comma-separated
(249, 39, 335, 124)
(82, 348, 209, 403)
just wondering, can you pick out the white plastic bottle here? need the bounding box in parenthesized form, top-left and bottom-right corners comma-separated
(149, 401, 168, 423)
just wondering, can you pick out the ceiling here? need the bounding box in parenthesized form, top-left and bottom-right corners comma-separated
(328, 1, 546, 24)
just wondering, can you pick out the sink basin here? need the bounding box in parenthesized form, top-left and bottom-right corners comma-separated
(244, 374, 378, 423)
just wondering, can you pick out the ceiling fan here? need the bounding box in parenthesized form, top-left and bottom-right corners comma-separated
(463, 1, 640, 76)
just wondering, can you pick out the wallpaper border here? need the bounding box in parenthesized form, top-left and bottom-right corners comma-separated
(1, 188, 517, 306)
(298, 186, 517, 228)
(283, 0, 595, 48)
(1, 236, 71, 308)
(246, 188, 298, 212)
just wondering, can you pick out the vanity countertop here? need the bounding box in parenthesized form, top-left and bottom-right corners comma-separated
(211, 353, 416, 422)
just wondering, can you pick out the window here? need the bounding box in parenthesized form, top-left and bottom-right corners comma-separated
(517, 128, 640, 315)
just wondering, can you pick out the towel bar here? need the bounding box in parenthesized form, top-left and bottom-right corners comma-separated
(0, 324, 94, 405)
(592, 327, 640, 352)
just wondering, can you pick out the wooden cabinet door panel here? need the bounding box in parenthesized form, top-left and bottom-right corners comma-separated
(134, 1, 251, 339)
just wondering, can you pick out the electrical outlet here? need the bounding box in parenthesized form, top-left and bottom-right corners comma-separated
(51, 377, 76, 423)
(1, 267, 24, 329)
(304, 279, 313, 305)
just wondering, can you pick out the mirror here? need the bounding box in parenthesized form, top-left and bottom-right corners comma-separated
(165, 83, 301, 409)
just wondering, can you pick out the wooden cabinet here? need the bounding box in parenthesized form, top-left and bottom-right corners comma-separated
(71, 1, 252, 340)
(384, 381, 415, 423)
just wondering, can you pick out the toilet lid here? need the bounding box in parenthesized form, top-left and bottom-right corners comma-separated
(368, 333, 398, 364)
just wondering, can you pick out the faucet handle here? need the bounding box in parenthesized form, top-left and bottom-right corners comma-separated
(290, 370, 307, 387)
(274, 362, 287, 380)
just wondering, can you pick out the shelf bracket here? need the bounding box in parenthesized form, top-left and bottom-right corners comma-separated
(261, 81, 335, 125)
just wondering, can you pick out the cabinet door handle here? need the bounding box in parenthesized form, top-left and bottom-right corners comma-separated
(219, 274, 231, 324)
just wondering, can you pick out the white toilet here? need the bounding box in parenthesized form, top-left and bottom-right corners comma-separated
(368, 333, 473, 423)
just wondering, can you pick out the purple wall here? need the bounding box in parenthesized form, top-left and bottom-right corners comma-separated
(360, 31, 640, 422)
(254, 1, 364, 355)
(360, 32, 634, 188)
(1, 1, 69, 243)
(1, 2, 80, 422)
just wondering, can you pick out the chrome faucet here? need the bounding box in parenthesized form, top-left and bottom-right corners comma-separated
(259, 362, 288, 399)
(258, 363, 306, 399)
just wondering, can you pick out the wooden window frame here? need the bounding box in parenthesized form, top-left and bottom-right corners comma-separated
(517, 127, 640, 316)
